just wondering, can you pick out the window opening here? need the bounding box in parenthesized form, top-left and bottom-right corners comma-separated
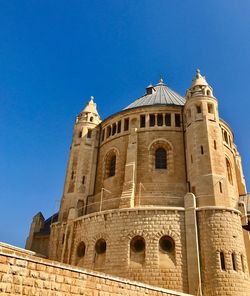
(220, 252, 226, 270)
(107, 126, 111, 138)
(140, 115, 146, 128)
(124, 118, 129, 131)
(165, 113, 171, 126)
(95, 239, 106, 254)
(219, 181, 223, 193)
(77, 242, 86, 257)
(196, 105, 202, 113)
(112, 123, 116, 135)
(117, 121, 121, 133)
(79, 130, 82, 138)
(109, 155, 116, 177)
(241, 255, 245, 272)
(201, 146, 204, 155)
(175, 114, 181, 127)
(101, 129, 105, 141)
(82, 176, 85, 185)
(149, 114, 155, 127)
(208, 103, 213, 113)
(232, 253, 237, 271)
(226, 158, 233, 185)
(214, 140, 217, 150)
(155, 148, 167, 169)
(159, 236, 175, 253)
(157, 114, 163, 126)
(130, 236, 145, 253)
(87, 129, 92, 138)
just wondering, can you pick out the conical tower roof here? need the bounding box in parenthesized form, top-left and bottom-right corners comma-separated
(125, 78, 185, 110)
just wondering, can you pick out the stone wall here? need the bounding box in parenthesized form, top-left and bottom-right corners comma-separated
(49, 208, 188, 293)
(0, 242, 191, 296)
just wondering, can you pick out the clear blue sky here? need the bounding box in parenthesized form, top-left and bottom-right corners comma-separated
(0, 1, 250, 247)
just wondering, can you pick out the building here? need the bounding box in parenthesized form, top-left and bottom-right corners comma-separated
(26, 70, 250, 295)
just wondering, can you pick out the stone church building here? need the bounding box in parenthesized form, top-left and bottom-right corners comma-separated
(26, 70, 250, 295)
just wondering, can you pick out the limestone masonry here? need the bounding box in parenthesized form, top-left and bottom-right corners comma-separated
(25, 70, 250, 295)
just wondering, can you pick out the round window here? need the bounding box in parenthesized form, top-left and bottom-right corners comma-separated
(130, 236, 145, 253)
(77, 242, 86, 257)
(95, 239, 106, 254)
(159, 236, 175, 253)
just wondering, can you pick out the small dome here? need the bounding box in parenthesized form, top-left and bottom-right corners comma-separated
(124, 80, 185, 110)
(190, 69, 208, 88)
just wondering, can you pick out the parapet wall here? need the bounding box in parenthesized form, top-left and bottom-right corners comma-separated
(0, 242, 191, 296)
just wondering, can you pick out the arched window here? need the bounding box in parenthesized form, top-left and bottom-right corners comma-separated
(232, 253, 237, 271)
(155, 148, 167, 169)
(220, 252, 226, 271)
(109, 155, 116, 177)
(226, 158, 233, 185)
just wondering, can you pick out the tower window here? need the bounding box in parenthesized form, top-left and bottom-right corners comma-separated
(207, 103, 214, 114)
(117, 120, 121, 133)
(109, 155, 116, 177)
(79, 130, 83, 138)
(219, 181, 223, 193)
(191, 155, 193, 164)
(241, 254, 245, 272)
(124, 118, 129, 131)
(175, 114, 181, 127)
(226, 158, 233, 185)
(214, 140, 217, 150)
(165, 113, 171, 126)
(196, 105, 202, 114)
(112, 123, 116, 135)
(201, 146, 204, 155)
(220, 252, 226, 271)
(157, 114, 163, 126)
(77, 242, 86, 257)
(82, 176, 85, 184)
(87, 129, 92, 138)
(232, 253, 237, 271)
(155, 148, 167, 169)
(71, 171, 75, 180)
(224, 131, 228, 144)
(207, 90, 211, 96)
(140, 115, 146, 128)
(90, 116, 93, 122)
(149, 114, 155, 127)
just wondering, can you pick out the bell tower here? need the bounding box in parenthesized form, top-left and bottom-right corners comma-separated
(58, 96, 101, 221)
(184, 69, 234, 207)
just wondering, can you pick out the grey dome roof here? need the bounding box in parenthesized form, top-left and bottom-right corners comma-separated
(124, 80, 185, 109)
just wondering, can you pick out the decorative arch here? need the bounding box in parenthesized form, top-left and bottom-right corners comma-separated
(148, 139, 174, 173)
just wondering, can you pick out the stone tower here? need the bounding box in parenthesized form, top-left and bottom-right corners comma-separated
(184, 70, 249, 295)
(58, 96, 101, 222)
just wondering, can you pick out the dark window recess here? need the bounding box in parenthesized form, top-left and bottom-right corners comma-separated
(112, 123, 116, 135)
(226, 158, 233, 185)
(82, 176, 85, 185)
(165, 113, 171, 126)
(124, 118, 129, 131)
(87, 129, 92, 138)
(130, 236, 145, 253)
(232, 253, 237, 271)
(196, 105, 202, 113)
(155, 148, 167, 169)
(241, 255, 245, 272)
(220, 252, 226, 270)
(107, 126, 111, 138)
(208, 103, 213, 114)
(201, 146, 204, 155)
(79, 130, 83, 138)
(95, 239, 106, 254)
(90, 116, 94, 122)
(214, 140, 217, 150)
(219, 181, 223, 193)
(109, 155, 116, 177)
(77, 242, 86, 257)
(140, 115, 146, 128)
(191, 155, 193, 164)
(71, 171, 75, 180)
(175, 114, 181, 127)
(149, 114, 155, 127)
(159, 236, 175, 253)
(117, 121, 121, 133)
(101, 129, 105, 141)
(157, 114, 163, 126)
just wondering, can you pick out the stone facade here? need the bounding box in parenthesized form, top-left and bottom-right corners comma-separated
(26, 71, 250, 295)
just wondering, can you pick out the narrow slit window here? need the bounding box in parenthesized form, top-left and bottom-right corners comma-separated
(220, 252, 226, 271)
(214, 140, 217, 150)
(165, 113, 171, 126)
(101, 129, 105, 141)
(226, 158, 233, 185)
(79, 130, 83, 138)
(191, 155, 193, 164)
(149, 114, 155, 127)
(117, 121, 121, 133)
(201, 146, 204, 155)
(82, 176, 85, 185)
(140, 115, 146, 128)
(208, 103, 214, 114)
(241, 255, 245, 272)
(107, 126, 111, 138)
(109, 155, 116, 177)
(71, 171, 75, 180)
(157, 114, 163, 126)
(175, 114, 181, 127)
(219, 181, 223, 193)
(232, 253, 237, 271)
(124, 118, 129, 131)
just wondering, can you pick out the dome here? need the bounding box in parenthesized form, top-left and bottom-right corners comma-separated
(125, 79, 185, 109)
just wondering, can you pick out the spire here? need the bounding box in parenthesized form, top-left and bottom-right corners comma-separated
(158, 74, 164, 84)
(76, 96, 101, 124)
(191, 69, 209, 88)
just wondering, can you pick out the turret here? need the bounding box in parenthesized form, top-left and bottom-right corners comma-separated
(58, 96, 101, 221)
(184, 69, 236, 207)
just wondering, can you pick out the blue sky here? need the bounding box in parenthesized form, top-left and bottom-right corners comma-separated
(0, 0, 250, 247)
